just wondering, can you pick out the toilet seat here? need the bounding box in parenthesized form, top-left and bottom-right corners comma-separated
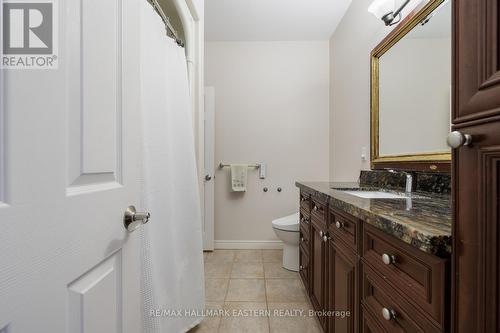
(272, 213, 299, 232)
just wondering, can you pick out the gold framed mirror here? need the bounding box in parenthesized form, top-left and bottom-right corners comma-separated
(371, 0, 451, 172)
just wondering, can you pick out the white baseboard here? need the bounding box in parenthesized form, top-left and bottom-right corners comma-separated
(214, 240, 283, 250)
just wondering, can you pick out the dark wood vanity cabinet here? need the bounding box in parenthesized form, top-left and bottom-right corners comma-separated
(298, 191, 449, 333)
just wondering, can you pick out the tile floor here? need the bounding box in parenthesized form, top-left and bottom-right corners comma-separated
(189, 249, 322, 333)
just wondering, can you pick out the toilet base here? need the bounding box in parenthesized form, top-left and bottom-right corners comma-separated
(282, 243, 299, 271)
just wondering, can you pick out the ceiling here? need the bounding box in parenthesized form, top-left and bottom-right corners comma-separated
(205, 0, 352, 41)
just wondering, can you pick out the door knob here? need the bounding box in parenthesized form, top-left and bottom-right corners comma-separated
(124, 206, 150, 232)
(205, 174, 212, 181)
(447, 131, 472, 148)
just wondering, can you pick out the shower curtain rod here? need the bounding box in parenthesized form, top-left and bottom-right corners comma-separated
(147, 0, 185, 47)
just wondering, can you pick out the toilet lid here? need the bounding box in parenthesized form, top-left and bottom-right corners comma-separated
(272, 213, 299, 232)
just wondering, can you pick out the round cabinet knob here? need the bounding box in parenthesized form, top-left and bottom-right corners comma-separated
(313, 205, 318, 211)
(204, 174, 212, 181)
(299, 265, 303, 271)
(301, 237, 304, 242)
(263, 187, 269, 192)
(382, 308, 396, 321)
(323, 235, 328, 242)
(335, 221, 343, 229)
(447, 131, 472, 148)
(319, 231, 324, 237)
(381, 253, 396, 265)
(277, 187, 282, 192)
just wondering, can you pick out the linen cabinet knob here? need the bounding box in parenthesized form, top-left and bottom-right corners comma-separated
(447, 131, 472, 148)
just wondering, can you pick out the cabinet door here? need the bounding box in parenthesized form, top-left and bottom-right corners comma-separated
(310, 219, 327, 329)
(299, 245, 310, 293)
(454, 0, 500, 123)
(453, 120, 500, 333)
(453, 0, 500, 331)
(328, 239, 358, 333)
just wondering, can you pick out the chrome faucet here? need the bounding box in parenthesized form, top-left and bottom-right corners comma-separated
(404, 172, 413, 194)
(386, 169, 413, 194)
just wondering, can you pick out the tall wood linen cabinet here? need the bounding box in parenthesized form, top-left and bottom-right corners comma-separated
(452, 0, 500, 331)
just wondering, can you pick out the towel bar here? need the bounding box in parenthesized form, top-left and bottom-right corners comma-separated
(219, 163, 260, 169)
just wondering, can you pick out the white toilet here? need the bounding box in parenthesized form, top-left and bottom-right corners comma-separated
(272, 213, 300, 271)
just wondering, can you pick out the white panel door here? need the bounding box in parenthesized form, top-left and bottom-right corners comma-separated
(0, 0, 143, 332)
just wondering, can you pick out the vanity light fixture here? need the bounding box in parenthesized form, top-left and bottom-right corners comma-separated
(368, 0, 411, 26)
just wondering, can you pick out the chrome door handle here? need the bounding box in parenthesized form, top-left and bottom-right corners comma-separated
(124, 205, 151, 232)
(447, 131, 472, 148)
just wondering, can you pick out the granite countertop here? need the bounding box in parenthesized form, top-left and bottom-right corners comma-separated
(295, 181, 452, 258)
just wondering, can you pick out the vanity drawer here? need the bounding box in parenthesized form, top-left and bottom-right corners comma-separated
(311, 198, 328, 221)
(361, 263, 440, 333)
(361, 307, 386, 333)
(300, 191, 311, 211)
(362, 224, 448, 330)
(329, 208, 360, 251)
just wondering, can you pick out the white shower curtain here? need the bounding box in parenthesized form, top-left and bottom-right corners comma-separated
(139, 2, 204, 333)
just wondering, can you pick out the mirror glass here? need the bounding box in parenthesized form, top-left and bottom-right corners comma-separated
(378, 0, 451, 158)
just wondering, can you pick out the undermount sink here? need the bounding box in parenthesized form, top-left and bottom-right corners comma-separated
(341, 190, 413, 199)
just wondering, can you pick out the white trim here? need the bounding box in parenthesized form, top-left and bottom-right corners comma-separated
(202, 87, 215, 251)
(214, 240, 283, 250)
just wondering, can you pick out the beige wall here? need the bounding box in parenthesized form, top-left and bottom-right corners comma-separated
(206, 41, 330, 243)
(329, 0, 417, 181)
